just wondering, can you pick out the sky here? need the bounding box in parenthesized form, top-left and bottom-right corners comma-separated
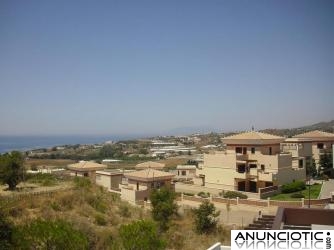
(0, 0, 333, 136)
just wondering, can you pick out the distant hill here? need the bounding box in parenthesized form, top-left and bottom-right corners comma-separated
(260, 120, 334, 137)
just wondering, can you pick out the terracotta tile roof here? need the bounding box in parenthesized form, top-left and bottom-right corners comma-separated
(222, 131, 285, 145)
(293, 130, 334, 141)
(68, 161, 107, 171)
(135, 161, 165, 169)
(125, 169, 174, 182)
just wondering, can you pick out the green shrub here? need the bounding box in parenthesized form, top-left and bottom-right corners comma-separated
(73, 177, 91, 189)
(26, 173, 57, 186)
(193, 200, 220, 234)
(197, 192, 210, 198)
(281, 180, 306, 193)
(183, 192, 195, 196)
(119, 203, 131, 218)
(13, 219, 88, 249)
(50, 202, 61, 211)
(119, 220, 166, 250)
(95, 214, 107, 226)
(290, 192, 305, 198)
(85, 194, 107, 213)
(223, 191, 248, 199)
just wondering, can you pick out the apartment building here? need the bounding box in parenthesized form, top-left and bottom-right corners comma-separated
(280, 138, 313, 169)
(292, 130, 334, 166)
(198, 131, 305, 193)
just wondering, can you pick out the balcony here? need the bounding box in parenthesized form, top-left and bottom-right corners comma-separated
(235, 172, 247, 179)
(248, 168, 258, 176)
(258, 172, 276, 182)
(236, 154, 248, 161)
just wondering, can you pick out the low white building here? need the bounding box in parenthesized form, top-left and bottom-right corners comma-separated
(175, 165, 197, 180)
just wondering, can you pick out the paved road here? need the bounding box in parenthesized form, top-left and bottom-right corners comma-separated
(178, 199, 277, 227)
(319, 179, 334, 199)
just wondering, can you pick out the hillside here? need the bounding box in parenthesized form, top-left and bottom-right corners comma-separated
(0, 176, 231, 249)
(260, 120, 334, 137)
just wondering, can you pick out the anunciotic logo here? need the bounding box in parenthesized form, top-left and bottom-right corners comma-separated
(231, 230, 333, 250)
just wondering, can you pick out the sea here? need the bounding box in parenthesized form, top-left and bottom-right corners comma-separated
(0, 135, 141, 154)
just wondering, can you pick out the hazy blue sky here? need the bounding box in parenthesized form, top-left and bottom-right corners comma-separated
(0, 0, 333, 136)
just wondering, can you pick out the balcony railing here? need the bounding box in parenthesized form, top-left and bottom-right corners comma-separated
(258, 172, 275, 182)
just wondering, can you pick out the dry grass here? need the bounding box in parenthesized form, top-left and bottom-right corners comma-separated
(166, 209, 231, 250)
(24, 159, 76, 169)
(159, 157, 189, 169)
(1, 179, 231, 249)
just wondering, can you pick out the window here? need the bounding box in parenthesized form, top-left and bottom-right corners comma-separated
(249, 164, 257, 168)
(269, 147, 272, 155)
(181, 170, 186, 176)
(235, 147, 242, 154)
(261, 165, 265, 171)
(317, 143, 324, 149)
(298, 159, 303, 168)
(251, 147, 255, 154)
(237, 164, 246, 173)
(243, 147, 247, 155)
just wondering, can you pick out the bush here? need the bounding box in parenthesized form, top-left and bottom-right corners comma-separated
(27, 173, 57, 186)
(150, 188, 178, 231)
(73, 177, 91, 189)
(95, 214, 107, 226)
(0, 210, 14, 249)
(119, 220, 166, 250)
(290, 192, 305, 198)
(119, 203, 131, 218)
(197, 192, 210, 198)
(85, 194, 107, 213)
(13, 219, 88, 250)
(223, 191, 248, 199)
(183, 192, 194, 196)
(193, 200, 220, 234)
(281, 180, 306, 193)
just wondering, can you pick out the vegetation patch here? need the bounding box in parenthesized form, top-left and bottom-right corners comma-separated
(281, 180, 306, 193)
(183, 192, 195, 196)
(26, 173, 58, 186)
(95, 214, 107, 226)
(223, 191, 248, 199)
(290, 192, 305, 199)
(193, 200, 220, 234)
(197, 191, 210, 198)
(270, 184, 322, 200)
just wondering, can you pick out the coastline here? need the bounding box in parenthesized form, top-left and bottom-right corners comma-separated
(0, 134, 141, 154)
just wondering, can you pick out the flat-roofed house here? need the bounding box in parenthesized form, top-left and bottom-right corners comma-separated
(120, 169, 175, 204)
(175, 165, 197, 180)
(293, 130, 334, 167)
(198, 131, 305, 193)
(135, 161, 165, 170)
(68, 161, 106, 182)
(96, 169, 124, 191)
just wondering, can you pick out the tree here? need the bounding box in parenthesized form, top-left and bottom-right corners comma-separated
(0, 151, 25, 190)
(119, 220, 166, 250)
(319, 153, 333, 177)
(193, 200, 220, 234)
(13, 219, 88, 250)
(150, 187, 178, 232)
(306, 158, 317, 177)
